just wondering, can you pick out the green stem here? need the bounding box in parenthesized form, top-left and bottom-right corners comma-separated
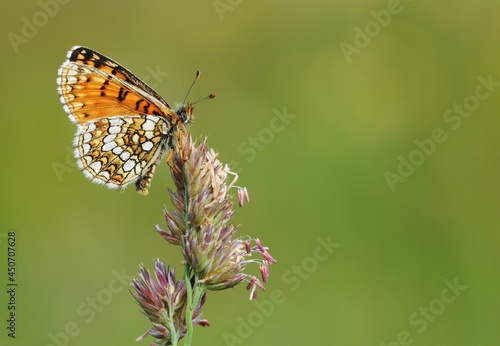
(162, 308, 178, 346)
(183, 264, 206, 346)
(184, 263, 194, 346)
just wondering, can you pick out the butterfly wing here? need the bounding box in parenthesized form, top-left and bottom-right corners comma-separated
(75, 115, 173, 195)
(57, 46, 184, 195)
(57, 46, 178, 125)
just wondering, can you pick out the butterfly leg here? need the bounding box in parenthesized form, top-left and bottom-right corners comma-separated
(165, 148, 181, 174)
(136, 161, 159, 196)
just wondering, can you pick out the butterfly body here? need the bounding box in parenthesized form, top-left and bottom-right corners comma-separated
(57, 46, 195, 195)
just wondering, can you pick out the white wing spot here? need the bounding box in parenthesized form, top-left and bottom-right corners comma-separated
(109, 118, 124, 126)
(103, 134, 116, 143)
(123, 159, 136, 172)
(89, 161, 102, 174)
(82, 143, 91, 155)
(108, 125, 121, 134)
(120, 151, 131, 161)
(141, 141, 154, 151)
(82, 133, 92, 143)
(142, 119, 157, 131)
(134, 163, 142, 175)
(102, 141, 117, 151)
(99, 170, 110, 180)
(83, 156, 92, 166)
(112, 146, 123, 155)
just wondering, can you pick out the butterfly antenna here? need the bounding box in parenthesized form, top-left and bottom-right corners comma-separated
(183, 70, 216, 105)
(192, 93, 216, 105)
(183, 70, 201, 105)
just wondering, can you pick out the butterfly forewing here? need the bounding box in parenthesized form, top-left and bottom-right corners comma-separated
(58, 46, 178, 126)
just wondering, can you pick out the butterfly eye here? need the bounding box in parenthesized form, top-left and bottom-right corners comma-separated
(178, 104, 193, 124)
(181, 112, 188, 123)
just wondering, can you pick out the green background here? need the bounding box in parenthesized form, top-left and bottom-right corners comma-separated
(1, 1, 499, 345)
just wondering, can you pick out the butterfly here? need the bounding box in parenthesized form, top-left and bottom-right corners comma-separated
(57, 46, 213, 195)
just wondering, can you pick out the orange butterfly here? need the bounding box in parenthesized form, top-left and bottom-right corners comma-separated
(57, 46, 213, 195)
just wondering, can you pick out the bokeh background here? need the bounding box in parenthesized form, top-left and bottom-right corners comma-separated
(1, 1, 499, 345)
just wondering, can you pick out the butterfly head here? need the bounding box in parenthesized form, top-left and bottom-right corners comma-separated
(177, 71, 215, 126)
(175, 103, 194, 125)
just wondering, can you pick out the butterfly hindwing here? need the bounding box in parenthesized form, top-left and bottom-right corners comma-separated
(74, 115, 172, 193)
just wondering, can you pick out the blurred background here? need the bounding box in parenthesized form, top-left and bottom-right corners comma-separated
(1, 1, 499, 345)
